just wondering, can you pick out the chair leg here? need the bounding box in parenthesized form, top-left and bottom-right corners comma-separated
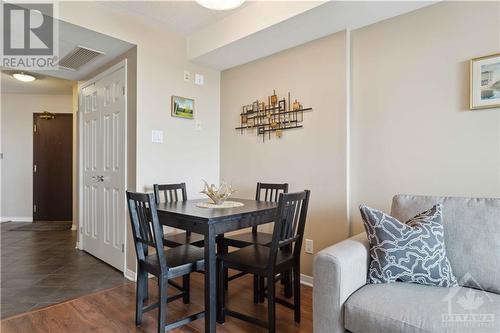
(267, 274, 276, 333)
(158, 277, 167, 333)
(284, 270, 292, 298)
(135, 269, 146, 326)
(259, 276, 265, 303)
(293, 265, 301, 323)
(253, 274, 259, 304)
(182, 274, 190, 304)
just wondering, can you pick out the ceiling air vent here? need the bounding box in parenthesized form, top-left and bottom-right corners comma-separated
(58, 46, 104, 71)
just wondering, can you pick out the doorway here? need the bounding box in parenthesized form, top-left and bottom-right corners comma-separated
(33, 112, 73, 222)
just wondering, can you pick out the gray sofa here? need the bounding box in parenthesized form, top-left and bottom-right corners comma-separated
(313, 194, 500, 333)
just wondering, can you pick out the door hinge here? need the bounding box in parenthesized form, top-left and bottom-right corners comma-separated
(33, 164, 37, 173)
(122, 244, 125, 253)
(33, 124, 37, 133)
(33, 204, 37, 213)
(122, 86, 125, 95)
(80, 226, 83, 234)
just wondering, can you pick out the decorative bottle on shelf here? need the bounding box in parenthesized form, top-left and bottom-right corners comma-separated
(270, 90, 278, 107)
(292, 99, 301, 111)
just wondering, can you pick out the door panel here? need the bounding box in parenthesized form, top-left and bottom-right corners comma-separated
(33, 113, 73, 221)
(81, 66, 126, 271)
(81, 84, 101, 254)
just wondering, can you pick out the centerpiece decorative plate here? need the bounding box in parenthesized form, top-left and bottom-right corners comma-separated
(195, 201, 244, 209)
(198, 180, 242, 208)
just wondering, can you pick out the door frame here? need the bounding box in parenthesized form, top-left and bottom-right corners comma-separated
(33, 112, 73, 222)
(77, 59, 128, 274)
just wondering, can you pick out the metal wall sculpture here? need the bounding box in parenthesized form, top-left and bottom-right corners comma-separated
(235, 90, 312, 142)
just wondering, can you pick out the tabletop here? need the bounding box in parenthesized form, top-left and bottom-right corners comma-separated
(156, 198, 277, 222)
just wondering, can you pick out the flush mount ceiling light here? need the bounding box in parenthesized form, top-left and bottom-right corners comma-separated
(196, 0, 245, 10)
(13, 73, 36, 82)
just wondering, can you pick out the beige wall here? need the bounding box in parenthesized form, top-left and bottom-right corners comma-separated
(1, 94, 73, 220)
(220, 1, 500, 278)
(221, 32, 348, 277)
(350, 1, 500, 233)
(59, 2, 221, 273)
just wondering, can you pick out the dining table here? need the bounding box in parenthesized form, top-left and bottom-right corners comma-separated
(156, 198, 278, 333)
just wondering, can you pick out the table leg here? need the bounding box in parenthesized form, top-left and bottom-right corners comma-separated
(216, 234, 224, 323)
(205, 226, 217, 333)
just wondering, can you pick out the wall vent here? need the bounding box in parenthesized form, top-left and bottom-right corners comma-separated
(58, 46, 104, 71)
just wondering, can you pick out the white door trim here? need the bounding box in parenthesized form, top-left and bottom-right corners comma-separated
(78, 59, 128, 274)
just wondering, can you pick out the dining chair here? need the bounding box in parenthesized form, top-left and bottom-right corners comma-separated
(153, 183, 204, 248)
(218, 190, 310, 333)
(222, 182, 290, 300)
(126, 191, 205, 333)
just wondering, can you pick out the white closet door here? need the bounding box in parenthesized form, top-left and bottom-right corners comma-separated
(81, 65, 126, 271)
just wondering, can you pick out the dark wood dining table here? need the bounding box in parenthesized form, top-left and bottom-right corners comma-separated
(156, 198, 278, 333)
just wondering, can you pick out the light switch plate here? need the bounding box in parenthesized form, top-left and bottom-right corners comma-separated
(195, 73, 204, 85)
(195, 120, 202, 131)
(184, 70, 191, 82)
(151, 130, 163, 143)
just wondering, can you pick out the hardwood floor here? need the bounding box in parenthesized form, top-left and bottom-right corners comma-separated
(1, 273, 313, 333)
(0, 222, 127, 318)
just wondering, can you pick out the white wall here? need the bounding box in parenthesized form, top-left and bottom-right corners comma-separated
(350, 1, 500, 233)
(58, 2, 221, 271)
(221, 32, 348, 277)
(0, 94, 73, 221)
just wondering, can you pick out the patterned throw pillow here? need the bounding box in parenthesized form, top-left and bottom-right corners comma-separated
(359, 204, 458, 287)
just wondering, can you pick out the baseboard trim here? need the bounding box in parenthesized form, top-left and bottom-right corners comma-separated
(124, 268, 136, 282)
(300, 274, 313, 287)
(0, 217, 33, 223)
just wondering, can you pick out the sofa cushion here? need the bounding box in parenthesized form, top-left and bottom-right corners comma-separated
(391, 195, 500, 294)
(345, 283, 500, 333)
(360, 204, 458, 287)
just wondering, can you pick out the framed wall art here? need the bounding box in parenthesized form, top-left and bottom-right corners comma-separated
(171, 95, 194, 119)
(470, 53, 500, 110)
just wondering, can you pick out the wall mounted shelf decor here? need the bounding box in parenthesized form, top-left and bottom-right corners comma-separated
(235, 90, 312, 142)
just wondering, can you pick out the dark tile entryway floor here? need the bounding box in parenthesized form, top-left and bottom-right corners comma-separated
(0, 222, 128, 319)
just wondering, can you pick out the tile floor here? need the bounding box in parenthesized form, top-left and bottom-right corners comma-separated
(1, 222, 127, 318)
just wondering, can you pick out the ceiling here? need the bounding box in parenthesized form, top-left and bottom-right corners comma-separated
(1, 70, 73, 95)
(189, 1, 438, 70)
(102, 1, 249, 36)
(33, 19, 135, 81)
(2, 3, 135, 82)
(101, 0, 437, 71)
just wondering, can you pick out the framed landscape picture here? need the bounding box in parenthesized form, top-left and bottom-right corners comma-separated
(470, 53, 500, 110)
(171, 95, 194, 119)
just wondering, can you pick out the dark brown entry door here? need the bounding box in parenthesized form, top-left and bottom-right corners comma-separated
(33, 113, 73, 222)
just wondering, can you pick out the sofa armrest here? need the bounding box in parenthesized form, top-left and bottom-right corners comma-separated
(313, 233, 370, 333)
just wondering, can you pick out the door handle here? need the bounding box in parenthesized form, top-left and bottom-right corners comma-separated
(92, 176, 104, 182)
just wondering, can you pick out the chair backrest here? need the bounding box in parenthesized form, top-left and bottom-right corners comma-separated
(256, 182, 289, 203)
(268, 190, 310, 268)
(254, 182, 289, 234)
(126, 191, 167, 271)
(153, 183, 187, 205)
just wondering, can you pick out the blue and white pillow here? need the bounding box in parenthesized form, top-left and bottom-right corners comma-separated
(359, 204, 458, 287)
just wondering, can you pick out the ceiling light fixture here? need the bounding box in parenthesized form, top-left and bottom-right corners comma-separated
(13, 73, 36, 82)
(196, 0, 245, 11)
